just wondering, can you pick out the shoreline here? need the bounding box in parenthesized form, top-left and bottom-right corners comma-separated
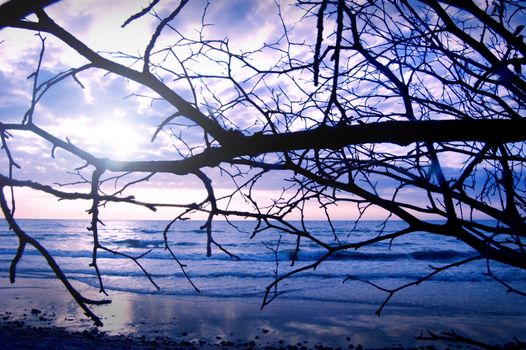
(0, 277, 525, 349)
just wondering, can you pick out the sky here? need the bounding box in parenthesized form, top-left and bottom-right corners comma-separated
(0, 0, 378, 220)
(0, 0, 512, 221)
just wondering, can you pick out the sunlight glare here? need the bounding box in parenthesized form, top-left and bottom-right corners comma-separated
(90, 120, 142, 160)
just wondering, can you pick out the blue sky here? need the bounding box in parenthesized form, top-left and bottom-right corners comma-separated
(0, 0, 512, 221)
(0, 0, 347, 220)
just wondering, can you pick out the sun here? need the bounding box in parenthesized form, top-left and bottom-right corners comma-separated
(95, 121, 142, 160)
(51, 112, 144, 161)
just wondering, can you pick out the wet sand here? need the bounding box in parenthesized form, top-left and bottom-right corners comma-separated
(0, 277, 524, 349)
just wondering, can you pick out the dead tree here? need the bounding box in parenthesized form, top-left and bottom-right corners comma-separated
(0, 0, 525, 325)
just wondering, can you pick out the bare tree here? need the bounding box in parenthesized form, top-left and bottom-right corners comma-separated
(0, 0, 525, 326)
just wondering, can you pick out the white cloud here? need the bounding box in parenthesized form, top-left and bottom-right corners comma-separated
(2, 0, 486, 222)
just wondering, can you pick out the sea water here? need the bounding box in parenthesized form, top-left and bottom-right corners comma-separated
(0, 219, 525, 318)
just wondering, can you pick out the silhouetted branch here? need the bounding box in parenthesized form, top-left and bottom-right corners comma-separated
(262, 235, 284, 304)
(484, 259, 526, 297)
(121, 0, 160, 28)
(416, 329, 526, 350)
(0, 0, 60, 28)
(0, 183, 110, 327)
(99, 245, 160, 291)
(23, 33, 46, 124)
(345, 255, 483, 315)
(162, 218, 201, 292)
(87, 168, 107, 295)
(143, 0, 189, 72)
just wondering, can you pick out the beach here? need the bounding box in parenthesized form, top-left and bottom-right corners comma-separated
(1, 220, 525, 349)
(0, 277, 525, 349)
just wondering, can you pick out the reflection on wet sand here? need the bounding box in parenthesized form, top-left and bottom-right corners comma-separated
(1, 277, 525, 349)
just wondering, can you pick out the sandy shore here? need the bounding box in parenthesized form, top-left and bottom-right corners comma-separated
(0, 277, 524, 349)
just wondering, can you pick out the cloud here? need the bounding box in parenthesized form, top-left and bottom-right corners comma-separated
(1, 0, 496, 221)
(0, 70, 33, 123)
(46, 0, 155, 55)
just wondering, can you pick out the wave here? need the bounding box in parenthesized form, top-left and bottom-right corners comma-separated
(6, 266, 502, 283)
(111, 238, 164, 249)
(140, 229, 162, 234)
(180, 229, 206, 234)
(0, 246, 476, 263)
(410, 250, 473, 261)
(1, 266, 275, 279)
(277, 249, 475, 262)
(174, 242, 201, 247)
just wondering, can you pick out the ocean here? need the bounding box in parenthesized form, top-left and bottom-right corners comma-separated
(1, 219, 525, 321)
